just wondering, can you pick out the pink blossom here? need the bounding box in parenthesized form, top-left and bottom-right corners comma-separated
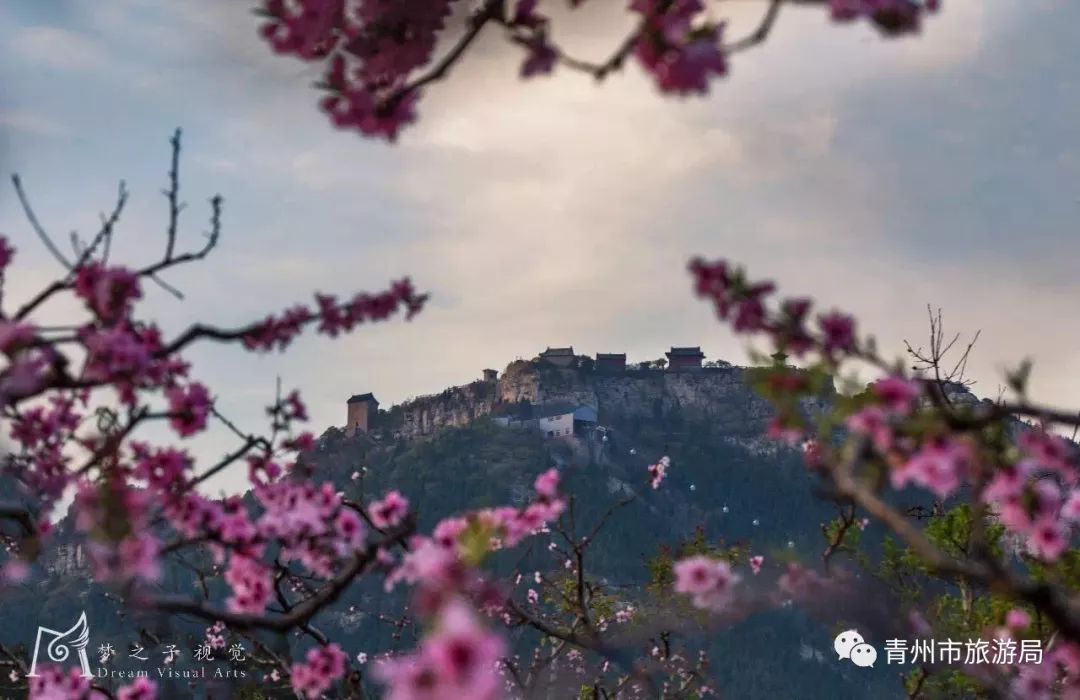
(166, 382, 212, 437)
(983, 461, 1034, 506)
(829, 0, 938, 36)
(892, 438, 971, 498)
(334, 508, 367, 552)
(512, 0, 545, 28)
(846, 406, 894, 452)
(117, 678, 157, 700)
(1005, 608, 1031, 630)
(817, 311, 856, 355)
(802, 439, 824, 470)
(385, 537, 461, 592)
(631, 0, 728, 95)
(749, 555, 764, 575)
(1028, 517, 1068, 562)
(674, 556, 722, 595)
(0, 321, 36, 355)
(225, 555, 273, 614)
(1012, 662, 1055, 700)
(521, 37, 557, 77)
(28, 666, 93, 700)
(1063, 490, 1080, 522)
(766, 419, 803, 446)
(1020, 428, 1077, 486)
(432, 517, 468, 550)
(242, 305, 313, 352)
(291, 644, 348, 699)
(872, 376, 922, 413)
(648, 456, 670, 489)
(132, 444, 191, 491)
(370, 490, 410, 529)
(534, 468, 560, 499)
(673, 555, 738, 611)
(74, 263, 142, 321)
(375, 598, 506, 700)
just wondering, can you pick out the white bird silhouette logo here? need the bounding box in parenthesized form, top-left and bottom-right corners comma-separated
(28, 611, 93, 678)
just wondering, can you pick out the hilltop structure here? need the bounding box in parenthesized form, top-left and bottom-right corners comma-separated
(666, 346, 706, 370)
(596, 353, 627, 372)
(340, 344, 834, 441)
(539, 347, 576, 368)
(345, 393, 378, 436)
(491, 401, 598, 437)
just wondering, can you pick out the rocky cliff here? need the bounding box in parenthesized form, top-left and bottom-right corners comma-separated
(373, 359, 834, 440)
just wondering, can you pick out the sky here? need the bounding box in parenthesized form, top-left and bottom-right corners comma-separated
(0, 0, 1078, 493)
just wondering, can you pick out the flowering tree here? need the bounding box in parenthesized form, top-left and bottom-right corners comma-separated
(2, 133, 1077, 700)
(254, 0, 942, 141)
(5, 2, 1077, 698)
(683, 259, 1080, 699)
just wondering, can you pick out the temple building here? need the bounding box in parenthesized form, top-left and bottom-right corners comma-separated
(596, 353, 627, 372)
(539, 347, 576, 368)
(665, 346, 706, 370)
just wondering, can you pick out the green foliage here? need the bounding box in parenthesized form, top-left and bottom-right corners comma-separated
(646, 526, 745, 593)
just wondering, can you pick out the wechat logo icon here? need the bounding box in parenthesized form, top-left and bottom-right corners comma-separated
(834, 629, 877, 668)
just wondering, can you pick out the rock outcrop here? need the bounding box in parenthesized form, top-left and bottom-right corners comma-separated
(371, 360, 834, 440)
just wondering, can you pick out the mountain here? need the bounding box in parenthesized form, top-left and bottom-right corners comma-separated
(2, 356, 976, 699)
(311, 357, 907, 698)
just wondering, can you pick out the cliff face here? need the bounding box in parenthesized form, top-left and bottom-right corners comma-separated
(384, 360, 833, 440)
(394, 380, 499, 438)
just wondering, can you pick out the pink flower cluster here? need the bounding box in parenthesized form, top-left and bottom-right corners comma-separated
(257, 0, 453, 140)
(673, 555, 739, 611)
(165, 382, 211, 437)
(648, 456, 670, 489)
(386, 471, 564, 594)
(374, 598, 506, 700)
(225, 555, 273, 614)
(630, 0, 728, 95)
(27, 667, 153, 699)
(242, 279, 425, 351)
(116, 678, 157, 700)
(370, 490, 409, 529)
(28, 666, 98, 700)
(829, 0, 941, 36)
(982, 428, 1080, 562)
(290, 643, 348, 699)
(689, 258, 856, 360)
(74, 263, 142, 322)
(375, 469, 569, 698)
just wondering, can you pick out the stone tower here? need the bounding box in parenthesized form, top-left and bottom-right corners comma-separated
(346, 393, 379, 436)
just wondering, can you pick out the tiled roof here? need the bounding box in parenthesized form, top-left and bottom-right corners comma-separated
(667, 346, 704, 356)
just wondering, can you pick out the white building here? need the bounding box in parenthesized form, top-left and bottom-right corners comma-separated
(492, 401, 598, 438)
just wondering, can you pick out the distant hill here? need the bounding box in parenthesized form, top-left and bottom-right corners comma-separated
(3, 359, 993, 698)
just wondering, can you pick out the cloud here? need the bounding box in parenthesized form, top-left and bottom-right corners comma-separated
(0, 0, 1076, 487)
(9, 26, 109, 72)
(0, 109, 68, 136)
